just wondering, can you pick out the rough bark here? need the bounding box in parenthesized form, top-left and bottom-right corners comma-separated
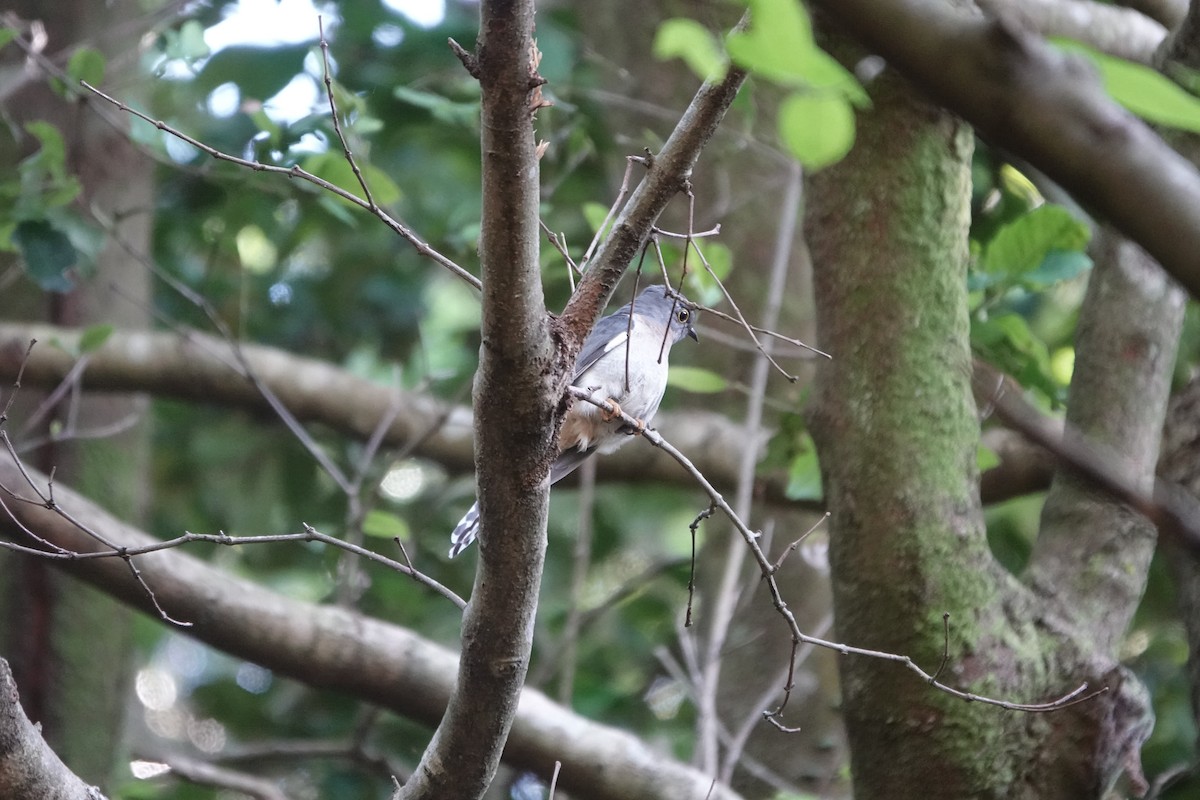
(802, 33, 1168, 793)
(805, 64, 1023, 800)
(398, 2, 553, 798)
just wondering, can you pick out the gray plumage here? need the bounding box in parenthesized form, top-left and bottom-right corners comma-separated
(449, 285, 698, 557)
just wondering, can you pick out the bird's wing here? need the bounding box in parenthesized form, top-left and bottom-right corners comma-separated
(573, 308, 632, 381)
(549, 447, 595, 484)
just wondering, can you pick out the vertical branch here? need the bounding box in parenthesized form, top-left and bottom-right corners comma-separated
(557, 458, 597, 704)
(803, 59, 1014, 797)
(1025, 231, 1184, 655)
(693, 161, 804, 775)
(399, 1, 553, 798)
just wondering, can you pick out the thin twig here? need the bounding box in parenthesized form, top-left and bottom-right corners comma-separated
(700, 306, 831, 358)
(540, 219, 581, 287)
(319, 17, 377, 209)
(685, 504, 716, 628)
(930, 613, 952, 684)
(689, 243, 800, 382)
(568, 386, 1106, 717)
(0, 479, 466, 609)
(580, 154, 640, 269)
(652, 224, 722, 239)
(79, 81, 480, 290)
(0, 339, 36, 423)
(771, 512, 829, 573)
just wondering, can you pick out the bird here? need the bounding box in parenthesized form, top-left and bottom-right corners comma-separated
(448, 284, 699, 557)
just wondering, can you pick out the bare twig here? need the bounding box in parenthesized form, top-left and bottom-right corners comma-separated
(447, 37, 480, 79)
(540, 219, 582, 287)
(568, 386, 1105, 718)
(719, 614, 832, 783)
(770, 512, 829, 573)
(0, 463, 467, 610)
(652, 224, 722, 240)
(319, 17, 377, 208)
(686, 504, 717, 628)
(0, 339, 36, 423)
(930, 612, 952, 684)
(580, 154, 641, 269)
(688, 243, 800, 382)
(80, 81, 480, 290)
(699, 307, 830, 359)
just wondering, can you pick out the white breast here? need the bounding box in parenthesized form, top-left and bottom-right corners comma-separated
(572, 317, 671, 443)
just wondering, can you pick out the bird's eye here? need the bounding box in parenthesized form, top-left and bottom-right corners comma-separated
(676, 308, 690, 324)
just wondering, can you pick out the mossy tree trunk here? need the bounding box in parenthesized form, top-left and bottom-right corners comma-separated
(804, 44, 1176, 796)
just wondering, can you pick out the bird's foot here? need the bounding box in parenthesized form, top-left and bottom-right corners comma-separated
(600, 399, 624, 421)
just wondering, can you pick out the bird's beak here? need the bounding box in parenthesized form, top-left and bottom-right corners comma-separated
(688, 325, 699, 342)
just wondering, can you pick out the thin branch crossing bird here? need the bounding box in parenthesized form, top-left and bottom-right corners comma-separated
(449, 285, 699, 557)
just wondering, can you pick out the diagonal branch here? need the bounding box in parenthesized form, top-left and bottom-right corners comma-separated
(0, 456, 742, 800)
(0, 659, 108, 800)
(809, 0, 1200, 303)
(557, 21, 748, 347)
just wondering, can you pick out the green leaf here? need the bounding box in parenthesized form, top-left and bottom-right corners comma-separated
(785, 438, 823, 501)
(196, 43, 311, 100)
(0, 27, 19, 52)
(1021, 250, 1092, 287)
(980, 204, 1090, 276)
(971, 313, 1063, 403)
(778, 92, 856, 169)
(668, 366, 728, 393)
(726, 0, 867, 104)
(393, 86, 479, 127)
(653, 19, 727, 81)
(977, 443, 1001, 472)
(177, 20, 210, 61)
(726, 0, 814, 85)
(22, 121, 68, 178)
(67, 47, 106, 88)
(363, 509, 410, 540)
(1055, 39, 1200, 133)
(13, 219, 77, 292)
(78, 324, 115, 354)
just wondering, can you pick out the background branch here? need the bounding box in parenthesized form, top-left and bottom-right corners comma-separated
(810, 0, 1200, 303)
(0, 323, 1052, 508)
(0, 658, 108, 800)
(0, 456, 741, 800)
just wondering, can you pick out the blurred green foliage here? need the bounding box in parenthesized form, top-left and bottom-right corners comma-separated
(3, 1, 1200, 798)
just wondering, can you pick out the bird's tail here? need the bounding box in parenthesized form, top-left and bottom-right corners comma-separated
(448, 501, 480, 558)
